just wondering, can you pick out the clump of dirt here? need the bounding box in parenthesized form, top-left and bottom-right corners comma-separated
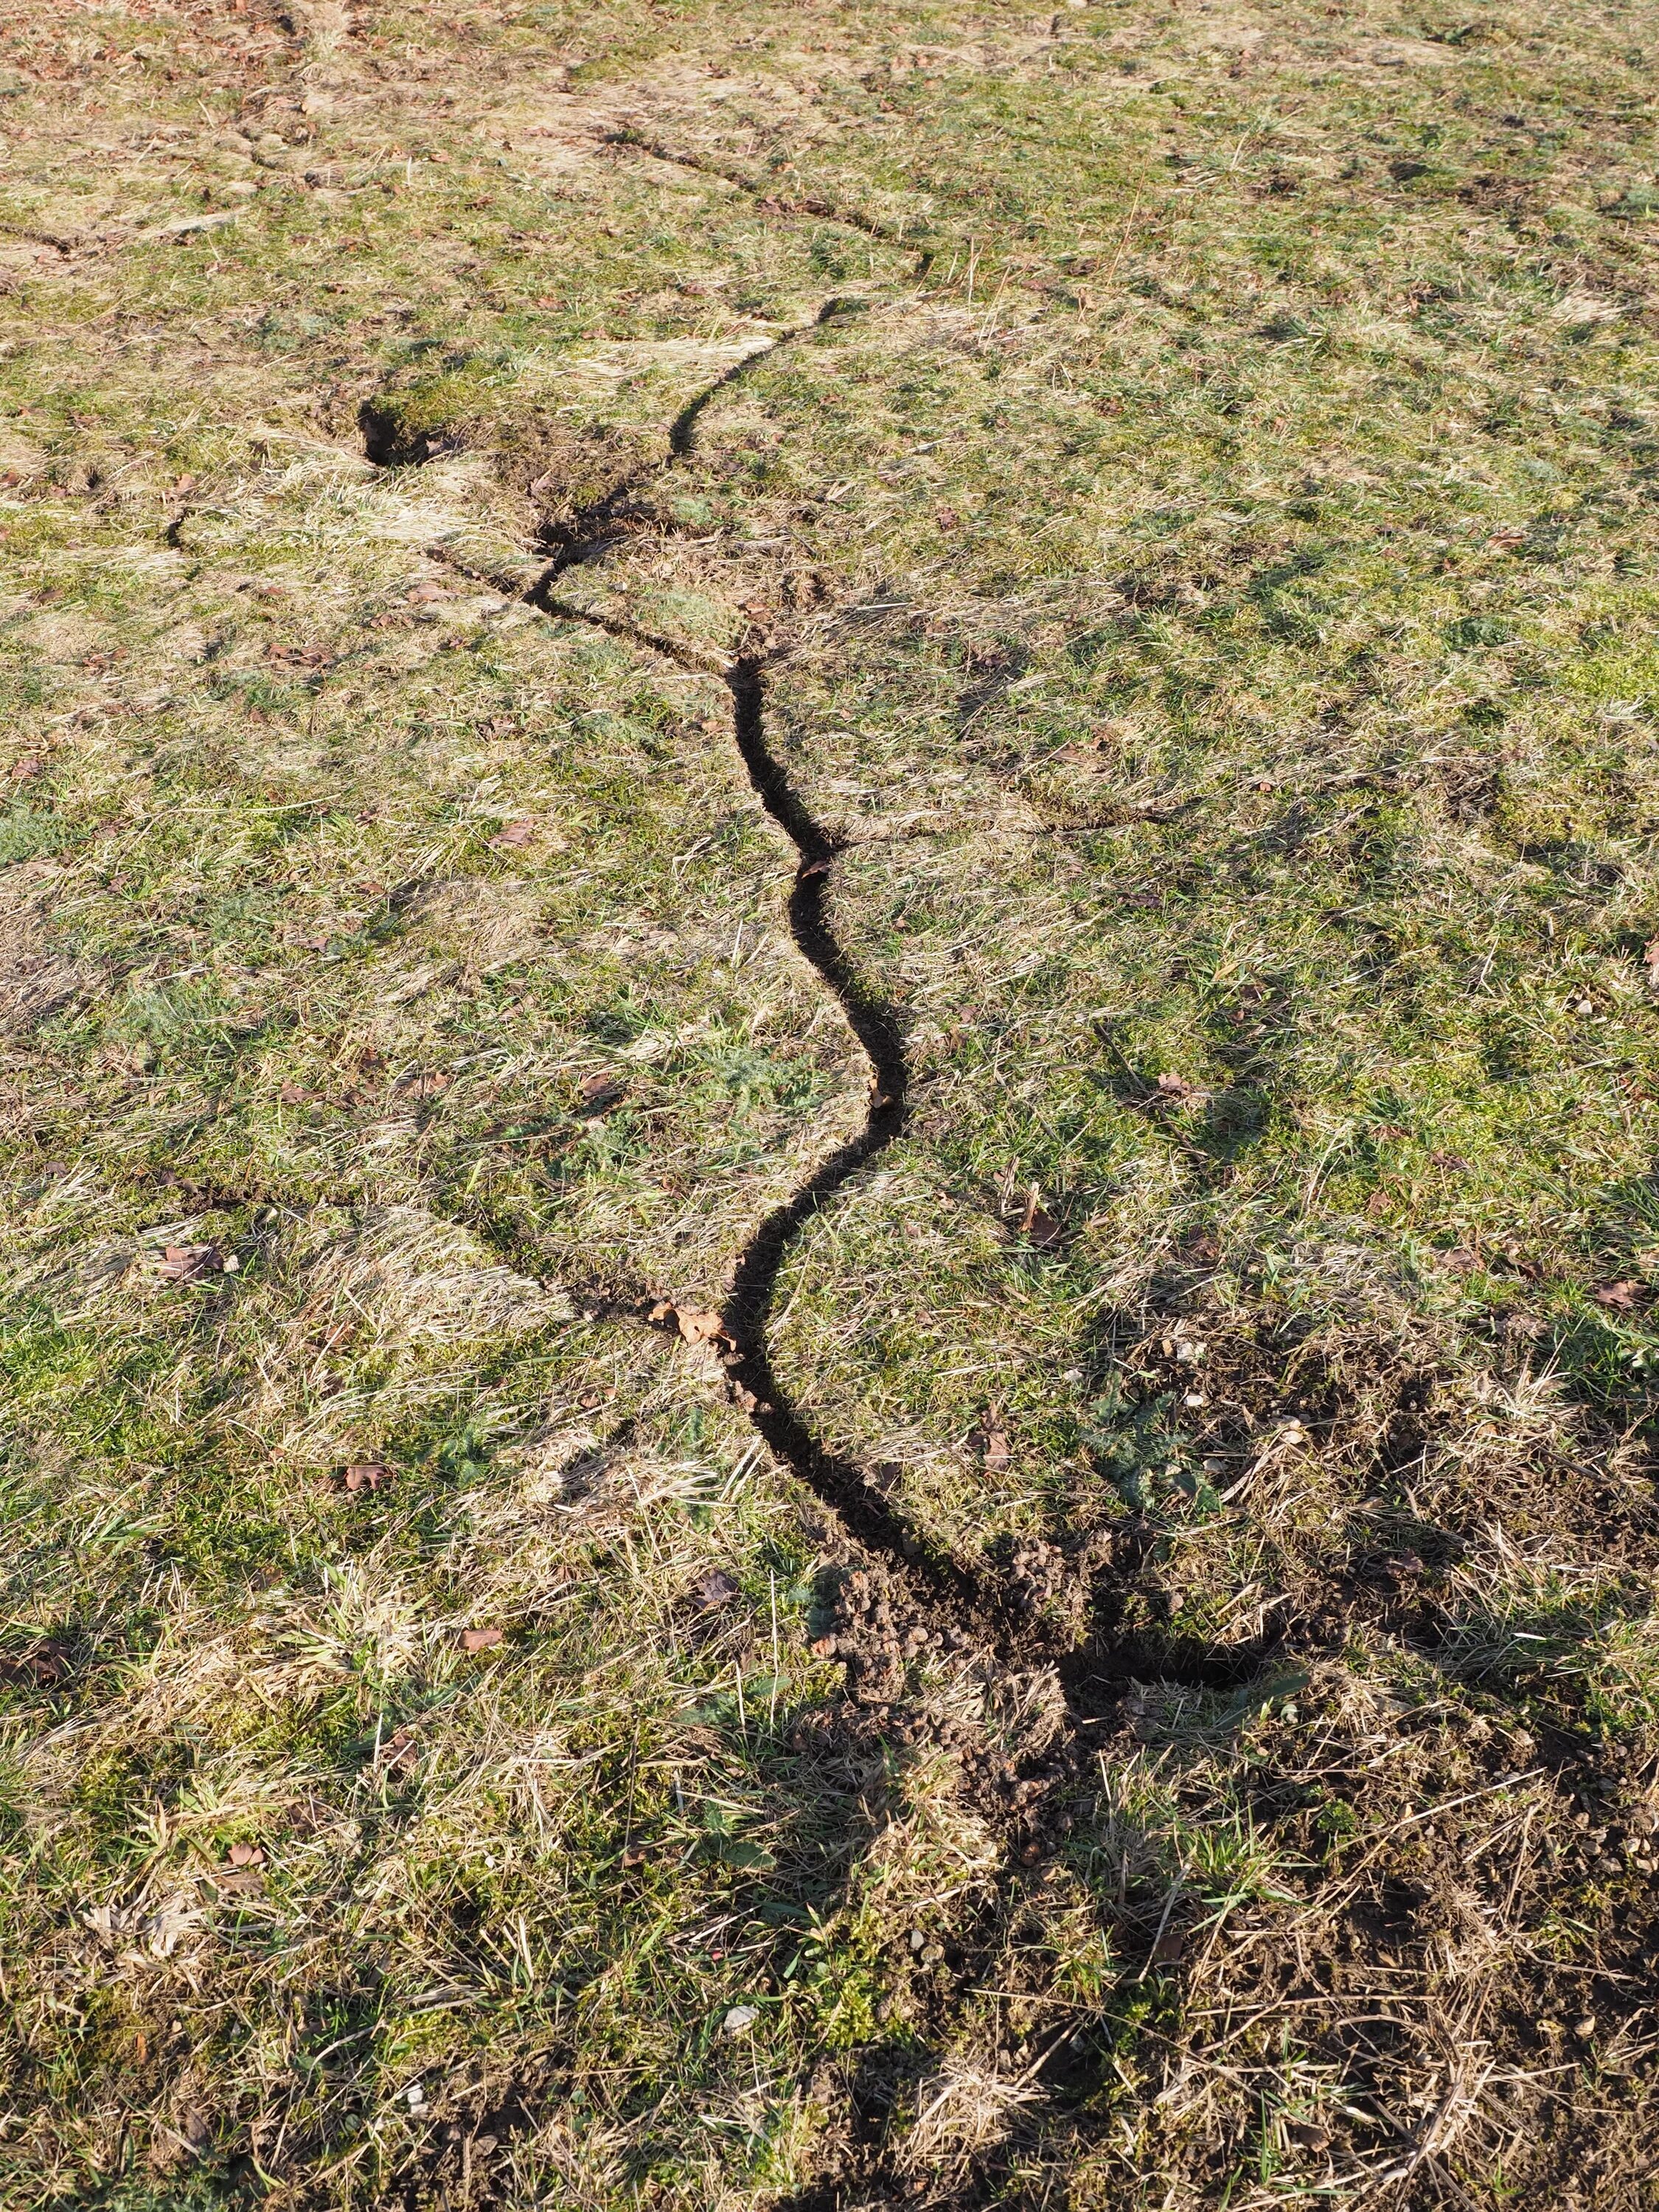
(998, 1535, 1111, 1649)
(1006, 1537, 1073, 1618)
(816, 1568, 961, 1703)
(801, 1568, 1086, 1865)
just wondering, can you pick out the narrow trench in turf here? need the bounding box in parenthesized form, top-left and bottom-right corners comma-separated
(376, 181, 1287, 2205)
(409, 298, 990, 1628)
(406, 225, 1298, 1707)
(422, 339, 1278, 1694)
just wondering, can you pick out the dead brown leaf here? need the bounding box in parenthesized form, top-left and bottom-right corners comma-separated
(1019, 1188, 1063, 1248)
(204, 1864, 264, 1896)
(1154, 1070, 1208, 1106)
(461, 1626, 504, 1652)
(676, 1307, 732, 1348)
(0, 1638, 72, 1686)
(158, 1245, 223, 1282)
(577, 1071, 627, 1113)
(979, 1419, 1011, 1472)
(491, 818, 537, 849)
(1150, 1923, 1186, 1968)
(1595, 1280, 1641, 1311)
(378, 1724, 418, 1770)
(342, 1460, 394, 1492)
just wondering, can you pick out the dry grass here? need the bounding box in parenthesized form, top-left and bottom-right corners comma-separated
(1, 0, 1658, 2205)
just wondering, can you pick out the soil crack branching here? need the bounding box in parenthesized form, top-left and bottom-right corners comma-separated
(601, 124, 935, 268)
(429, 563, 970, 1615)
(420, 309, 999, 1630)
(420, 313, 1244, 1714)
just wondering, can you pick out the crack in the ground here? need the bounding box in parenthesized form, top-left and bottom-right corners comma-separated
(404, 274, 1287, 2208)
(597, 118, 1093, 315)
(424, 566, 974, 1630)
(600, 124, 936, 269)
(421, 313, 1277, 1709)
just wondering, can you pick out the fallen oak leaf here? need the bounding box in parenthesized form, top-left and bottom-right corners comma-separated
(1018, 1186, 1063, 1250)
(226, 1842, 264, 1868)
(405, 578, 452, 604)
(0, 1638, 72, 1687)
(461, 1626, 504, 1652)
(656, 1302, 734, 1349)
(341, 1460, 394, 1492)
(157, 1245, 224, 1282)
(1596, 1280, 1642, 1311)
(491, 818, 538, 849)
(975, 1416, 1011, 1472)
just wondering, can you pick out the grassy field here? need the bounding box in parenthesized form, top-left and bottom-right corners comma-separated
(2, 0, 1659, 2204)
